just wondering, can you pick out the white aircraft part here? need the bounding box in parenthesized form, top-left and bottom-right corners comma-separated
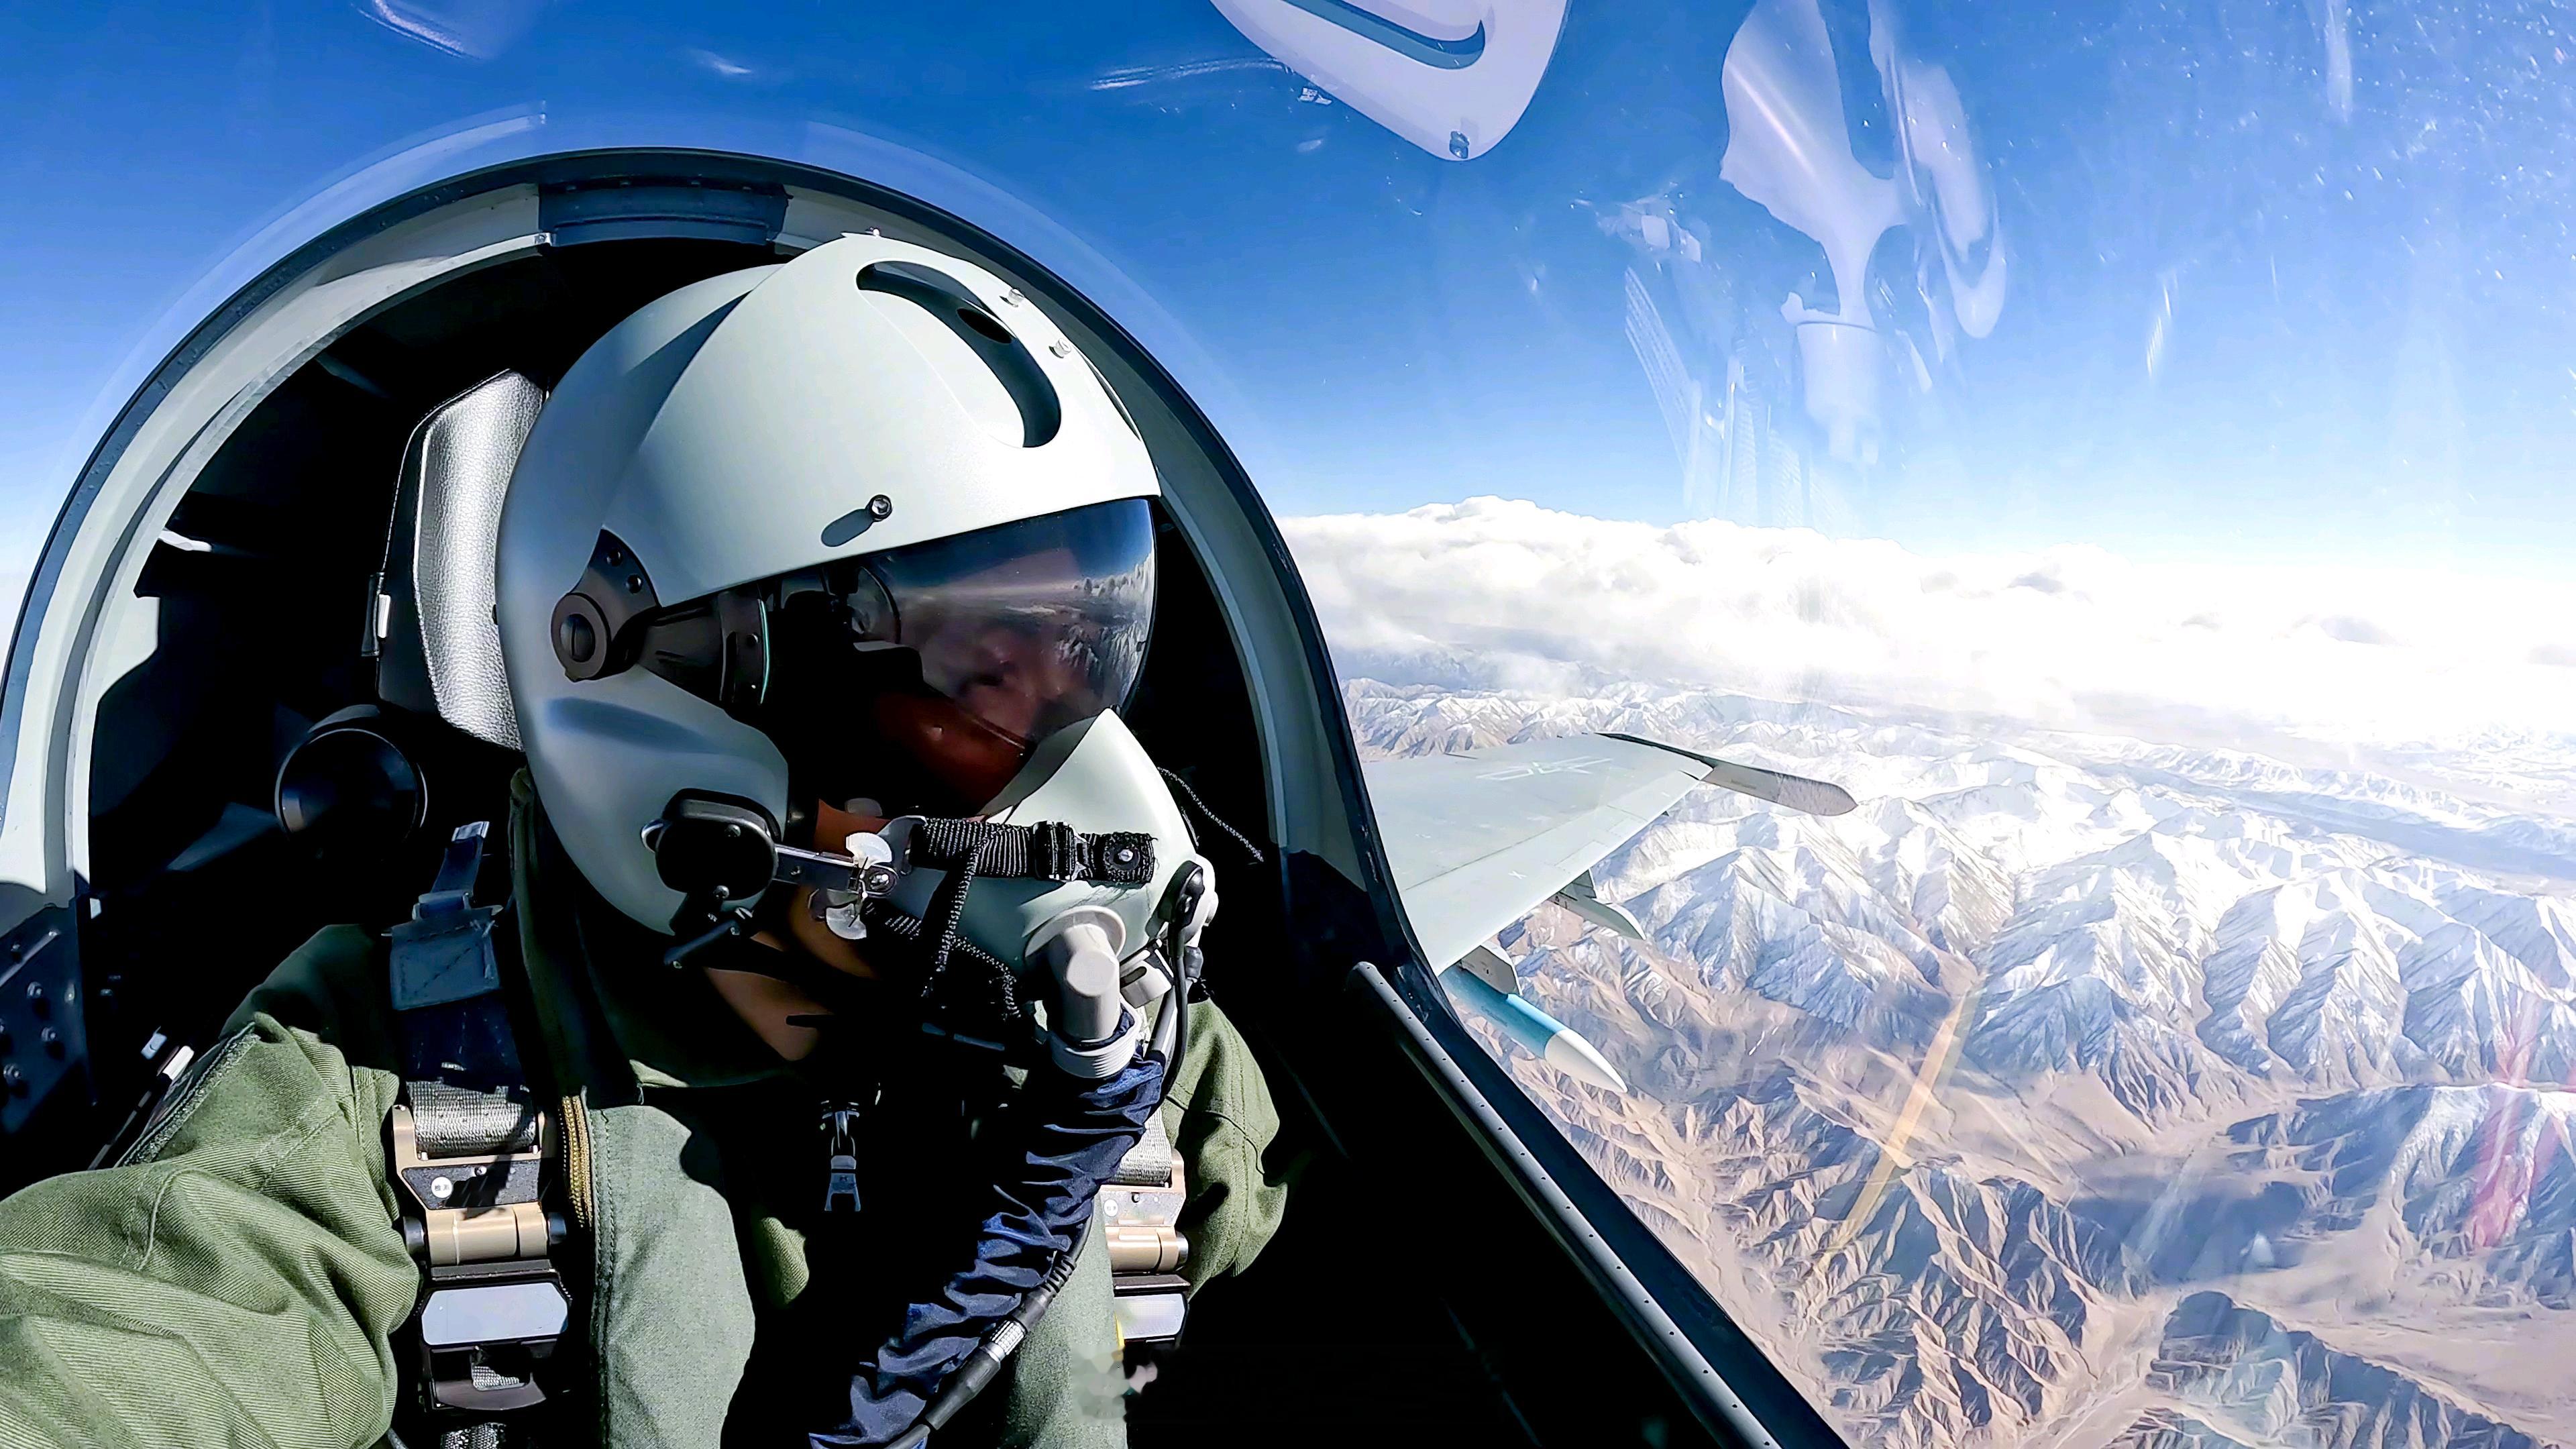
(1211, 0, 1568, 161)
(1721, 0, 1902, 465)
(1552, 871, 1646, 943)
(1456, 943, 1517, 996)
(1868, 0, 2007, 340)
(1786, 310, 1883, 466)
(1721, 0, 2012, 462)
(1721, 0, 1900, 332)
(1366, 731, 1851, 976)
(1365, 734, 1707, 973)
(1436, 950, 1629, 1095)
(1543, 1028, 1627, 1095)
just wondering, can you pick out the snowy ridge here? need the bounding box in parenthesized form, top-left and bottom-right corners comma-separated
(1352, 679, 2576, 1449)
(2129, 1291, 2546, 1449)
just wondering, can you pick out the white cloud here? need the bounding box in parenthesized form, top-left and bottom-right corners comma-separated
(354, 0, 548, 60)
(1280, 498, 2576, 755)
(683, 47, 755, 79)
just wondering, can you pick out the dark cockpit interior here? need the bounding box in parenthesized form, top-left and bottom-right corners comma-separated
(39, 231, 1585, 1444)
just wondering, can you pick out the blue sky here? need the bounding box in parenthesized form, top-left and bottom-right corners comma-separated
(3, 0, 2573, 608)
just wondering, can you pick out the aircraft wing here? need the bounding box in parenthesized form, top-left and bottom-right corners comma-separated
(1362, 732, 1854, 1093)
(1362, 731, 1854, 974)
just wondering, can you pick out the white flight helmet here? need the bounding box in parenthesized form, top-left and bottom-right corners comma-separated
(495, 235, 1177, 944)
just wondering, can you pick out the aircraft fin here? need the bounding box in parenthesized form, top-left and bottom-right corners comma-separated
(1551, 870, 1646, 941)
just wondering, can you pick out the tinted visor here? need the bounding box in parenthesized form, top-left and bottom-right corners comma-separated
(755, 499, 1156, 813)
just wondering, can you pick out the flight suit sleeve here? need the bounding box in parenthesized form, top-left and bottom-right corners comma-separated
(1159, 999, 1289, 1291)
(993, 1002, 1287, 1449)
(0, 926, 420, 1449)
(987, 1217, 1129, 1449)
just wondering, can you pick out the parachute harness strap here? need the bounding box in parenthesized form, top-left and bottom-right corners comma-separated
(384, 822, 570, 1444)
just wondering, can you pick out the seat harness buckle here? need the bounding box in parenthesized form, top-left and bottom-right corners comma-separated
(386, 822, 570, 1431)
(820, 1102, 864, 1213)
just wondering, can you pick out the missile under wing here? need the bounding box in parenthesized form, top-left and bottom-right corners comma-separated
(1360, 732, 1855, 1093)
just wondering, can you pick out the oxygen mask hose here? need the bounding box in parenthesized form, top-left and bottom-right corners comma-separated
(804, 888, 1194, 1446)
(810, 1041, 1169, 1448)
(803, 880, 1179, 1446)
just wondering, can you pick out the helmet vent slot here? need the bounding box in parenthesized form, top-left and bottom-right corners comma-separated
(955, 306, 1013, 344)
(857, 261, 1063, 448)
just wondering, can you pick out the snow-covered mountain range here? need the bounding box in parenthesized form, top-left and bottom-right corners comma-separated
(1346, 678, 2576, 1449)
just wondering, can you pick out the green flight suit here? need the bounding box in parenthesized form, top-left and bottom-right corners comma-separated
(0, 773, 1287, 1448)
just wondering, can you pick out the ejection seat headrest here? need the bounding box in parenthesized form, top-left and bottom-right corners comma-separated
(372, 370, 545, 748)
(274, 370, 544, 851)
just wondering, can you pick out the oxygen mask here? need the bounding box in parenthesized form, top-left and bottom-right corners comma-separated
(647, 709, 1215, 1080)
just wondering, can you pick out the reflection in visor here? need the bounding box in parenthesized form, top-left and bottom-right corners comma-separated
(759, 499, 1157, 815)
(864, 500, 1157, 749)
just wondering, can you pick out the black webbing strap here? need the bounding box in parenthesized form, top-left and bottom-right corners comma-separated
(907, 818, 1154, 885)
(385, 822, 562, 1444)
(890, 819, 1149, 1034)
(388, 822, 533, 1154)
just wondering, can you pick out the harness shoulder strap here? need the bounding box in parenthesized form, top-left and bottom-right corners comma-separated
(385, 822, 570, 1436)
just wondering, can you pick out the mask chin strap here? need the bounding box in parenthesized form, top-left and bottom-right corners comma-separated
(893, 818, 1155, 1039)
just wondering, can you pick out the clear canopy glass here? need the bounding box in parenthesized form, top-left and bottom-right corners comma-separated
(6, 3, 2575, 1444)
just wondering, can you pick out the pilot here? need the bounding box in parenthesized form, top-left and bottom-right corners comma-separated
(0, 235, 1288, 1448)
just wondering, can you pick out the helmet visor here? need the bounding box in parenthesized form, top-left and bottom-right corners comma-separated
(862, 498, 1156, 744)
(757, 498, 1157, 812)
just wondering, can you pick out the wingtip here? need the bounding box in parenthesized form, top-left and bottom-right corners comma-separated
(1803, 780, 1861, 817)
(1602, 732, 1858, 818)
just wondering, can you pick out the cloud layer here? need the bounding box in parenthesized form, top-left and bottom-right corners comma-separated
(1281, 498, 2576, 755)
